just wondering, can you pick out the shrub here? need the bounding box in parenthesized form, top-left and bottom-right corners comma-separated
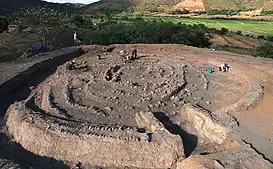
(171, 9, 189, 15)
(207, 9, 239, 16)
(266, 36, 273, 42)
(257, 35, 265, 40)
(82, 20, 210, 47)
(256, 42, 273, 58)
(236, 30, 242, 35)
(219, 28, 229, 35)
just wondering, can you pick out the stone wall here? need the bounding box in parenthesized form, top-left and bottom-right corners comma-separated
(5, 100, 184, 168)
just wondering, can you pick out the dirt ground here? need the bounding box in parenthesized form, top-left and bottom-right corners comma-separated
(0, 44, 273, 168)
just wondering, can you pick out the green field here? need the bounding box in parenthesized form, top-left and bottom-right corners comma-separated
(145, 16, 273, 36)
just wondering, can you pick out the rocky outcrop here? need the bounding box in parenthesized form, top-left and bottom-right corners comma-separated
(180, 104, 230, 144)
(136, 111, 166, 132)
(175, 155, 223, 169)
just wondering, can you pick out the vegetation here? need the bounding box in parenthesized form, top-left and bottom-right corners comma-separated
(22, 8, 73, 46)
(256, 42, 273, 58)
(205, 9, 254, 16)
(144, 16, 273, 36)
(170, 9, 190, 15)
(203, 0, 264, 11)
(0, 0, 80, 13)
(260, 11, 273, 16)
(83, 0, 267, 13)
(219, 28, 229, 35)
(214, 45, 256, 56)
(81, 20, 211, 47)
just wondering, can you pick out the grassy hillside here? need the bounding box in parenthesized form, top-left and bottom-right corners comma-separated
(82, 0, 136, 13)
(83, 0, 272, 13)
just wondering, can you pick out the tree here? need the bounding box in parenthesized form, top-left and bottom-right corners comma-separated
(219, 28, 229, 35)
(73, 15, 84, 28)
(22, 7, 71, 46)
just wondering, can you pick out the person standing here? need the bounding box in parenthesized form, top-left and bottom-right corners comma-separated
(73, 32, 81, 46)
(131, 49, 137, 60)
(120, 49, 126, 62)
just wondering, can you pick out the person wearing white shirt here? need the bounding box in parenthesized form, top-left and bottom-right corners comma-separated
(73, 32, 81, 46)
(120, 49, 126, 62)
(219, 63, 230, 72)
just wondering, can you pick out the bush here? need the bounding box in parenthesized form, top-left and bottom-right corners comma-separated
(257, 35, 265, 40)
(236, 30, 242, 35)
(82, 20, 210, 47)
(171, 9, 189, 15)
(207, 9, 239, 16)
(266, 36, 273, 42)
(219, 28, 229, 35)
(256, 42, 273, 58)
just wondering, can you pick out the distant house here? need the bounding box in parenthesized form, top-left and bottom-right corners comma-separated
(8, 24, 22, 34)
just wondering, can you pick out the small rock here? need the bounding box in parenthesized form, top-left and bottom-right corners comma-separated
(148, 104, 154, 108)
(104, 107, 113, 111)
(117, 115, 122, 118)
(214, 160, 224, 169)
(206, 101, 211, 104)
(172, 103, 178, 107)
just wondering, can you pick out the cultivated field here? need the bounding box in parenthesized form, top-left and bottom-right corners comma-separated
(146, 16, 273, 35)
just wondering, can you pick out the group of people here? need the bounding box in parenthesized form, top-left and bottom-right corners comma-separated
(119, 48, 137, 62)
(219, 63, 230, 72)
(73, 32, 138, 63)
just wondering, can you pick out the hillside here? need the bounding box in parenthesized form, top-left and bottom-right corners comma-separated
(82, 0, 136, 13)
(0, 0, 79, 13)
(82, 0, 181, 13)
(83, 0, 272, 13)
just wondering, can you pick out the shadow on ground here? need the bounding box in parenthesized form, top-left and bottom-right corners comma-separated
(153, 112, 198, 157)
(0, 133, 70, 169)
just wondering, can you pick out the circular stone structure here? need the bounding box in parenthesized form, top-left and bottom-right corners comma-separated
(3, 45, 269, 169)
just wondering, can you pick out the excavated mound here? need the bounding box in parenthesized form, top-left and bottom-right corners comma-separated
(2, 45, 270, 168)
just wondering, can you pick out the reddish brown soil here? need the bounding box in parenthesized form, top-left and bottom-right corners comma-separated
(0, 44, 273, 168)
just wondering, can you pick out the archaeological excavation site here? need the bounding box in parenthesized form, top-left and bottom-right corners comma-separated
(0, 44, 273, 169)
